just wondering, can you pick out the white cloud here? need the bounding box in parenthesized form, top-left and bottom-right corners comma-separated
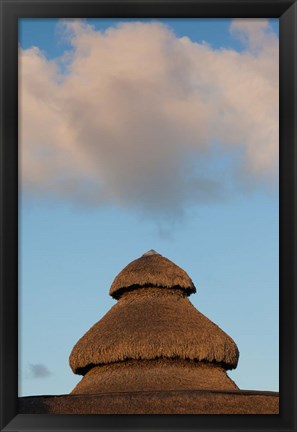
(19, 19, 278, 217)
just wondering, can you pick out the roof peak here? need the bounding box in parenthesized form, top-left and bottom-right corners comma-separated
(109, 252, 196, 299)
(142, 249, 160, 257)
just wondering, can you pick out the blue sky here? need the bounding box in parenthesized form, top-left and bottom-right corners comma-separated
(19, 18, 279, 396)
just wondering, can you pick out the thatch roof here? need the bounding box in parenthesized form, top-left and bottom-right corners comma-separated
(69, 288, 239, 374)
(71, 359, 238, 394)
(19, 390, 279, 414)
(109, 250, 196, 299)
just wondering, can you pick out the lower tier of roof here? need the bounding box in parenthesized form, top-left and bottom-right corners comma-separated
(70, 359, 238, 394)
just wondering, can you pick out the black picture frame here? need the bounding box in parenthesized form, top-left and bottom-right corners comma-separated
(0, 0, 296, 430)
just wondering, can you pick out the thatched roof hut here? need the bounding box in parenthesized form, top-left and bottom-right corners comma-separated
(19, 250, 279, 415)
(69, 250, 239, 394)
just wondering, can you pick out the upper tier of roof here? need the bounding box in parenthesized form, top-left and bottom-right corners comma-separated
(109, 250, 196, 299)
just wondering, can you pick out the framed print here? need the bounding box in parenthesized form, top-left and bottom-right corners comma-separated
(0, 0, 296, 431)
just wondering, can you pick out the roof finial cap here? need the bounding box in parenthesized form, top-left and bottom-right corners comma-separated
(142, 250, 160, 257)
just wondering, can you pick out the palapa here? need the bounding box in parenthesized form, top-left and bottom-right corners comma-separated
(69, 250, 240, 394)
(18, 250, 279, 414)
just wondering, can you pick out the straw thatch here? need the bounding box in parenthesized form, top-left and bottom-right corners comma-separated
(69, 288, 239, 375)
(109, 250, 196, 299)
(19, 391, 279, 414)
(70, 359, 238, 394)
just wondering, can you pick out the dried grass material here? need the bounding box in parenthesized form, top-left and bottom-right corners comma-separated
(69, 288, 239, 374)
(109, 253, 196, 299)
(70, 359, 238, 394)
(19, 391, 280, 414)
